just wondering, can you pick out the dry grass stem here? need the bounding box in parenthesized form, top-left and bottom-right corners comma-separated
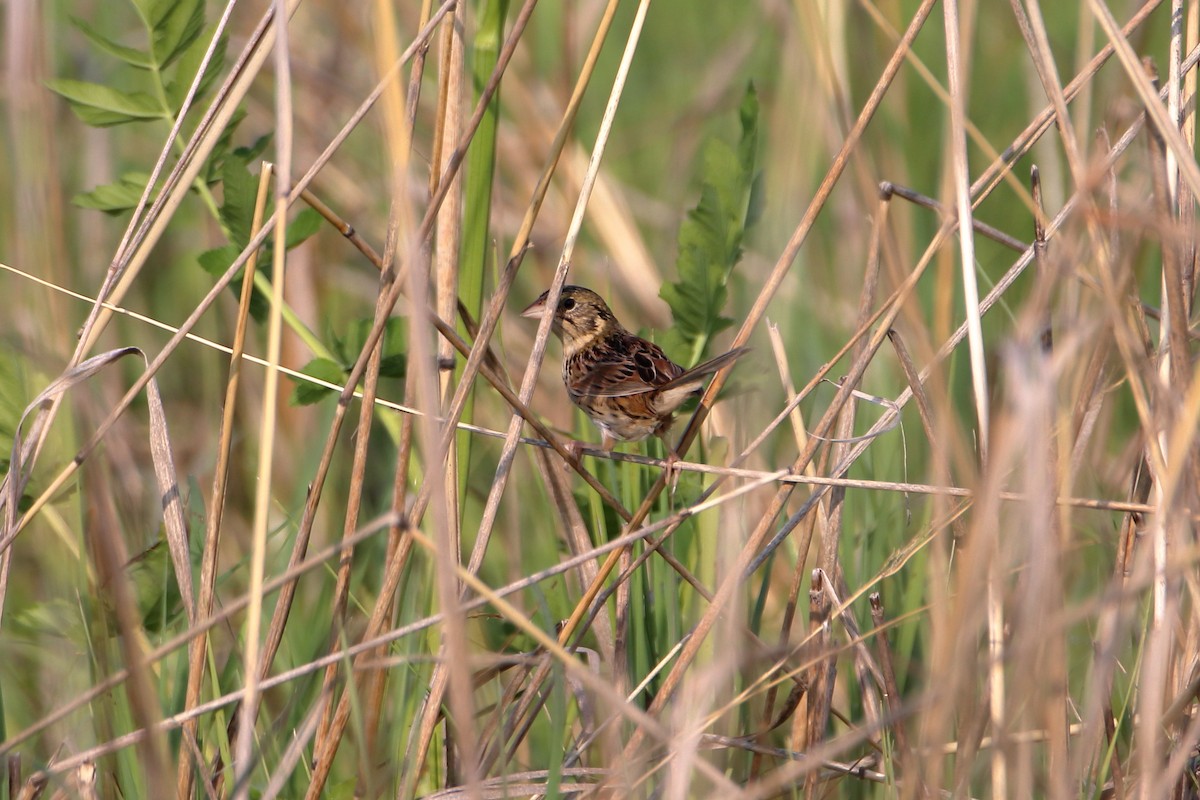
(9, 0, 1200, 796)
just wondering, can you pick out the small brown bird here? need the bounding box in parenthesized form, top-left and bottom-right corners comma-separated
(522, 285, 748, 460)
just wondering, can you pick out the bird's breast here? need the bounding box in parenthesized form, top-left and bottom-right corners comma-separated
(574, 394, 662, 442)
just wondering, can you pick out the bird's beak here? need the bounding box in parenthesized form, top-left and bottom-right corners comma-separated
(520, 293, 549, 319)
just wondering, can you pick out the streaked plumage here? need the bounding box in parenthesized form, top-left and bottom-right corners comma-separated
(521, 285, 747, 452)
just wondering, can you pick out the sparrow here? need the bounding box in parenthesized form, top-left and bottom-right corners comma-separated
(521, 285, 748, 461)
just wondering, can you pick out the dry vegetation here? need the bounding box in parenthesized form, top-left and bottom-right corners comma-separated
(2, 0, 1200, 797)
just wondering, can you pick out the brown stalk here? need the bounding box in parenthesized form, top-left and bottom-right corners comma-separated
(1148, 66, 1195, 395)
(231, 0, 298, 779)
(85, 458, 170, 797)
(804, 173, 886, 761)
(564, 14, 944, 784)
(355, 13, 428, 776)
(404, 0, 631, 783)
(238, 1, 537, 789)
(16, 773, 45, 800)
(579, 1, 1170, 777)
(175, 159, 272, 799)
(0, 0, 462, 557)
(765, 322, 817, 456)
(801, 569, 835, 797)
(879, 182, 1030, 252)
(359, 374, 420, 791)
(718, 23, 1186, 792)
(749, 320, 827, 781)
(309, 207, 397, 755)
(298, 2, 556, 792)
(405, 7, 480, 793)
(1144, 32, 1200, 797)
(406, 0, 435, 126)
(603, 0, 1173, 660)
(7, 755, 20, 799)
(0, 513, 391, 760)
(868, 592, 920, 795)
(777, 472, 826, 753)
(307, 1, 429, 777)
(431, 30, 469, 775)
(433, 0, 467, 404)
(14, 17, 1176, 786)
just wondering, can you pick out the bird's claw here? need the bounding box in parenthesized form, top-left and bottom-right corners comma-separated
(664, 451, 682, 498)
(563, 439, 586, 461)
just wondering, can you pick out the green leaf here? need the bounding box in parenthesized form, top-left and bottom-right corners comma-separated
(73, 172, 153, 214)
(737, 83, 761, 179)
(202, 173, 322, 326)
(70, 17, 153, 69)
(10, 599, 84, 642)
(290, 358, 345, 406)
(202, 108, 249, 184)
(233, 132, 272, 162)
(218, 153, 257, 247)
(124, 539, 185, 634)
(217, 156, 320, 250)
(196, 243, 240, 278)
(165, 27, 226, 111)
(46, 78, 164, 127)
(149, 0, 206, 69)
(659, 83, 761, 365)
(285, 208, 323, 249)
(379, 353, 407, 380)
(333, 317, 407, 371)
(197, 244, 269, 322)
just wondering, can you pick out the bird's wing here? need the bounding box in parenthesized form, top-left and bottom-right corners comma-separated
(567, 337, 684, 399)
(650, 347, 751, 414)
(655, 347, 750, 391)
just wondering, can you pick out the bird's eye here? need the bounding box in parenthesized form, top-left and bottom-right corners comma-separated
(562, 298, 576, 311)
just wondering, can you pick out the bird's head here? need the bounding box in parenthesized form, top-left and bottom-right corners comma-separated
(521, 285, 622, 355)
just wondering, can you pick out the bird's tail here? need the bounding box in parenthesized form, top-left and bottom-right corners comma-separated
(659, 346, 751, 392)
(652, 347, 750, 414)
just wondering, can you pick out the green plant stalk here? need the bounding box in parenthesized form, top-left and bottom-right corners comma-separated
(545, 660, 568, 797)
(136, 9, 400, 444)
(128, 1, 223, 223)
(456, 0, 510, 501)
